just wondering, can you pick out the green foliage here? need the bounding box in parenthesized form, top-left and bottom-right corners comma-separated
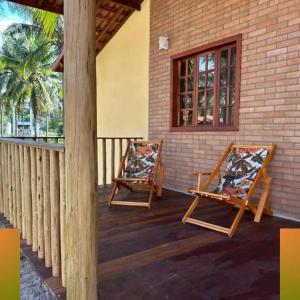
(0, 22, 63, 136)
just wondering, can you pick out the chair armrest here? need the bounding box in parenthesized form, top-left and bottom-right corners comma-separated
(193, 172, 211, 176)
(192, 172, 213, 190)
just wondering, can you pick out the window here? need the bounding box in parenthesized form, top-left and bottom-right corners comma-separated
(171, 35, 241, 131)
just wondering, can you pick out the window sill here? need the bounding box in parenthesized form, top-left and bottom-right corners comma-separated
(169, 125, 239, 132)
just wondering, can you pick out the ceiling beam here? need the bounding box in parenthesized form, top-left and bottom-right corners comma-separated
(6, 0, 63, 14)
(111, 0, 141, 11)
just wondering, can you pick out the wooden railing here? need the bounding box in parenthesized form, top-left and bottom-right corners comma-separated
(0, 138, 67, 286)
(97, 137, 143, 187)
(0, 136, 65, 144)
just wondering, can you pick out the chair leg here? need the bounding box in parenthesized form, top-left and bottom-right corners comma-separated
(182, 196, 200, 223)
(264, 195, 272, 216)
(254, 177, 272, 223)
(108, 182, 119, 207)
(157, 165, 164, 198)
(148, 187, 155, 209)
(228, 204, 246, 238)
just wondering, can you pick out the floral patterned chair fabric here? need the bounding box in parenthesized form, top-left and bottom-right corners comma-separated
(124, 142, 160, 179)
(215, 148, 268, 199)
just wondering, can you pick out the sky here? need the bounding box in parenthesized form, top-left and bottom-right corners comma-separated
(0, 1, 24, 33)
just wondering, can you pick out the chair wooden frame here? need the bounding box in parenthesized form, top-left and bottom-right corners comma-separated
(108, 140, 164, 208)
(182, 143, 276, 237)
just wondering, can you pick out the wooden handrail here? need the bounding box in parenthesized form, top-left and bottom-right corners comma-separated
(0, 138, 64, 152)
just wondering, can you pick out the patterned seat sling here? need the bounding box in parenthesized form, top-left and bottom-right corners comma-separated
(215, 147, 268, 199)
(124, 142, 159, 180)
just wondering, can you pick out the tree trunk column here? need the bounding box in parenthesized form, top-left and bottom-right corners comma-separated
(64, 0, 98, 299)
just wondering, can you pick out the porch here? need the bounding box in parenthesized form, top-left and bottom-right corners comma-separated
(3, 187, 298, 300)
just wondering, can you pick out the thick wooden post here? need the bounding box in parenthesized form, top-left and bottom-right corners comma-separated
(64, 0, 98, 298)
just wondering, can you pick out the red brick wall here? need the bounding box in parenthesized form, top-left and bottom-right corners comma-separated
(149, 0, 300, 220)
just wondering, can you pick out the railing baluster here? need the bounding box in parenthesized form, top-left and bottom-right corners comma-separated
(30, 147, 38, 252)
(8, 144, 13, 223)
(102, 138, 107, 187)
(0, 143, 2, 214)
(119, 138, 123, 161)
(24, 146, 32, 245)
(15, 144, 22, 230)
(42, 149, 52, 267)
(0, 143, 2, 213)
(4, 144, 9, 218)
(12, 144, 17, 227)
(50, 150, 61, 277)
(59, 151, 66, 287)
(36, 148, 44, 259)
(111, 139, 115, 180)
(0, 142, 4, 215)
(19, 145, 26, 239)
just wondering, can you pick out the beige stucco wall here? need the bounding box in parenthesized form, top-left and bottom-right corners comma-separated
(96, 0, 150, 139)
(96, 0, 150, 184)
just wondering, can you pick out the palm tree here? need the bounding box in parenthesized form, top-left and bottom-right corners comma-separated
(0, 0, 63, 53)
(0, 23, 62, 137)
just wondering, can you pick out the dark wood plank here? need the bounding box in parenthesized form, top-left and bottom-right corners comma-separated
(1, 187, 299, 300)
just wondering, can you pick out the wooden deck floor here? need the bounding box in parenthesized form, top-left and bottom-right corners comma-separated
(3, 187, 300, 299)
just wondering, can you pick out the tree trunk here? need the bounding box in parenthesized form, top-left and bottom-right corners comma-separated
(46, 112, 49, 138)
(33, 110, 39, 138)
(15, 109, 18, 137)
(12, 106, 16, 136)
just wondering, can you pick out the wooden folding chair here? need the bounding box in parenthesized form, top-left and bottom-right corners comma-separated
(182, 143, 276, 237)
(108, 140, 164, 208)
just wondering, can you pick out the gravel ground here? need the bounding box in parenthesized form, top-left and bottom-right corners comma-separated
(20, 255, 57, 300)
(0, 223, 57, 300)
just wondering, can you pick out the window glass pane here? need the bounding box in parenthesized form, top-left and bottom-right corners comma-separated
(207, 71, 214, 87)
(188, 59, 194, 75)
(198, 91, 205, 107)
(207, 53, 215, 70)
(219, 108, 226, 124)
(198, 73, 205, 89)
(197, 109, 205, 124)
(180, 60, 186, 76)
(206, 108, 213, 124)
(230, 47, 236, 65)
(180, 79, 186, 92)
(199, 56, 206, 72)
(221, 49, 228, 66)
(229, 107, 234, 125)
(187, 110, 193, 125)
(180, 96, 185, 109)
(229, 88, 235, 105)
(220, 68, 227, 86)
(186, 94, 193, 108)
(220, 89, 226, 106)
(179, 111, 184, 126)
(188, 76, 194, 91)
(180, 95, 193, 108)
(230, 67, 235, 86)
(207, 90, 214, 106)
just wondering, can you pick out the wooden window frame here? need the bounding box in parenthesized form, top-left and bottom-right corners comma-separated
(170, 34, 242, 132)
